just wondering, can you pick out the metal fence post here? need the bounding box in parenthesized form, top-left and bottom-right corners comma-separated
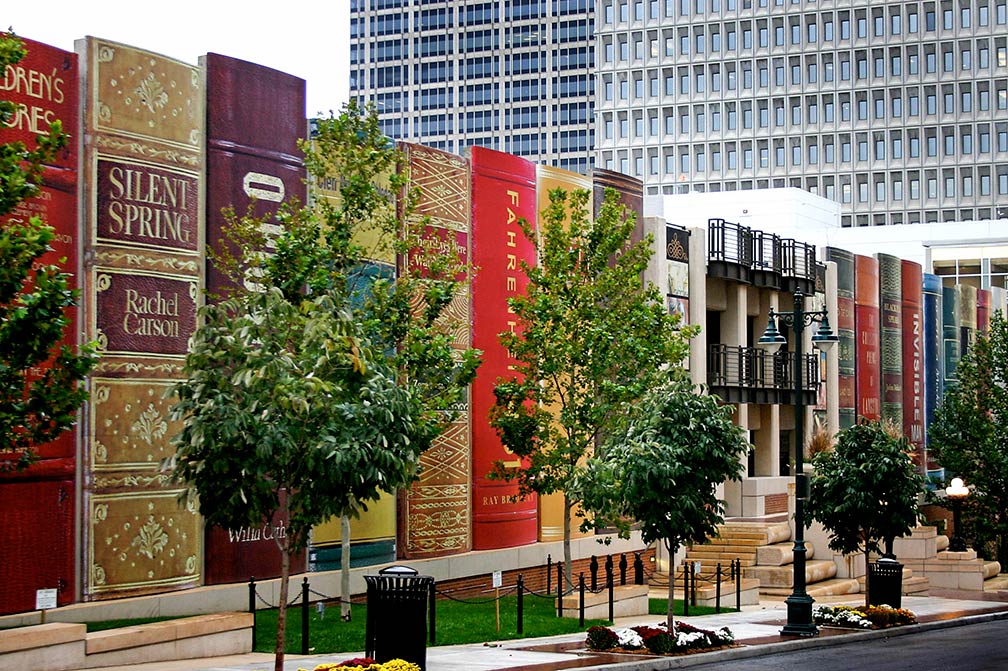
(579, 572, 585, 628)
(546, 554, 552, 595)
(248, 577, 256, 650)
(682, 563, 690, 617)
(607, 570, 614, 624)
(556, 561, 563, 617)
(735, 559, 742, 611)
(517, 574, 524, 634)
(619, 553, 627, 586)
(301, 577, 309, 655)
(428, 580, 437, 645)
(716, 563, 722, 614)
(634, 552, 644, 585)
(590, 555, 598, 591)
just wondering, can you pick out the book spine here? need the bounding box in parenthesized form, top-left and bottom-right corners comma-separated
(901, 260, 925, 473)
(958, 284, 977, 361)
(877, 254, 903, 427)
(826, 248, 856, 429)
(80, 37, 204, 599)
(469, 146, 539, 551)
(0, 37, 79, 613)
(942, 285, 961, 389)
(978, 289, 991, 334)
(922, 274, 944, 473)
(591, 168, 644, 244)
(854, 255, 881, 421)
(397, 143, 474, 558)
(202, 54, 307, 583)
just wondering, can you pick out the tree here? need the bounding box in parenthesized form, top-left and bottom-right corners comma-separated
(0, 32, 96, 467)
(805, 420, 924, 607)
(928, 312, 1008, 565)
(576, 379, 748, 631)
(489, 187, 695, 590)
(169, 101, 478, 671)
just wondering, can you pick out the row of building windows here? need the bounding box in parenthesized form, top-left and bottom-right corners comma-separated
(601, 0, 1008, 31)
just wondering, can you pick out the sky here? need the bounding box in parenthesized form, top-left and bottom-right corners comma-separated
(5, 0, 351, 117)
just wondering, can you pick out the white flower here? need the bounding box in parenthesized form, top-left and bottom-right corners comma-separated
(615, 628, 644, 649)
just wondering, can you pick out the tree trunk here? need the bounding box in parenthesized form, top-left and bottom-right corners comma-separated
(563, 494, 573, 594)
(665, 539, 676, 632)
(341, 515, 352, 621)
(274, 494, 291, 671)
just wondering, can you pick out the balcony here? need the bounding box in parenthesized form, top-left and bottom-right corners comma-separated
(707, 218, 822, 296)
(707, 344, 820, 406)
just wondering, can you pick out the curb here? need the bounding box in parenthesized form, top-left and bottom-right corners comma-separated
(565, 609, 1008, 670)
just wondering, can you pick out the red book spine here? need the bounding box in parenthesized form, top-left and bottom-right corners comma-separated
(901, 260, 925, 472)
(854, 255, 881, 421)
(0, 37, 78, 614)
(978, 289, 991, 334)
(202, 54, 307, 583)
(469, 146, 538, 550)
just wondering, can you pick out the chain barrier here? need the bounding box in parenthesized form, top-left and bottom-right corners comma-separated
(433, 585, 518, 605)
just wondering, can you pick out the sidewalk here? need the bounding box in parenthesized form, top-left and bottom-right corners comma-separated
(88, 592, 1008, 671)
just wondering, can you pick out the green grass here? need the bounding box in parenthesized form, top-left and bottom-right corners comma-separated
(647, 598, 738, 617)
(252, 594, 738, 654)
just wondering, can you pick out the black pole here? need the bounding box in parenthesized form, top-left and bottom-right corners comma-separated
(590, 555, 598, 591)
(690, 563, 697, 607)
(248, 577, 256, 650)
(716, 563, 722, 614)
(517, 574, 524, 634)
(301, 577, 309, 655)
(428, 581, 437, 644)
(607, 570, 614, 624)
(605, 555, 613, 590)
(634, 552, 644, 585)
(579, 572, 585, 627)
(735, 559, 742, 611)
(546, 554, 552, 595)
(619, 553, 628, 586)
(682, 563, 689, 617)
(781, 290, 819, 637)
(557, 561, 563, 617)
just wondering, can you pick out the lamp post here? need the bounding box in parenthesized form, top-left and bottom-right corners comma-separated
(758, 290, 837, 637)
(945, 477, 970, 552)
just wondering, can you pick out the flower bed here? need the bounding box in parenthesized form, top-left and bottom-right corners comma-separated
(585, 622, 735, 655)
(301, 658, 420, 671)
(812, 604, 917, 630)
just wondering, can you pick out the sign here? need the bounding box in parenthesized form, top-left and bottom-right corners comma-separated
(36, 588, 58, 611)
(492, 570, 502, 588)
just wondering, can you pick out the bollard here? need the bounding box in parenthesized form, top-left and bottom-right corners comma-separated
(556, 561, 563, 617)
(691, 562, 697, 607)
(634, 552, 644, 585)
(605, 555, 613, 588)
(682, 563, 690, 617)
(607, 570, 614, 624)
(590, 555, 598, 591)
(735, 559, 742, 611)
(517, 574, 524, 634)
(301, 577, 309, 655)
(248, 577, 256, 650)
(619, 553, 627, 586)
(716, 563, 722, 614)
(546, 554, 552, 595)
(579, 573, 586, 628)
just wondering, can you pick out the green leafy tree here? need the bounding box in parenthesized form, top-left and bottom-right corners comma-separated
(577, 380, 749, 631)
(928, 311, 1008, 564)
(170, 101, 478, 671)
(0, 32, 97, 467)
(489, 187, 696, 589)
(806, 420, 924, 607)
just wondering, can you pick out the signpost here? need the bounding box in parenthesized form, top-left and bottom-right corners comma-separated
(36, 588, 58, 623)
(492, 571, 502, 631)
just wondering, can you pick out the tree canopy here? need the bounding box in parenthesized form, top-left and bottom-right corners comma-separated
(0, 32, 96, 467)
(577, 379, 748, 630)
(489, 186, 696, 588)
(806, 419, 923, 606)
(928, 311, 1008, 564)
(169, 100, 478, 671)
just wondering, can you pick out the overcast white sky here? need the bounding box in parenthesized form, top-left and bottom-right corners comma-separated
(5, 1, 351, 117)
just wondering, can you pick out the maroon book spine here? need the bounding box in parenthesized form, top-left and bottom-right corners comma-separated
(202, 53, 307, 584)
(978, 289, 991, 334)
(0, 37, 78, 614)
(854, 255, 881, 421)
(901, 260, 925, 472)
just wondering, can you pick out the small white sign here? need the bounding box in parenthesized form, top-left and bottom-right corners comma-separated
(36, 589, 58, 611)
(492, 570, 502, 588)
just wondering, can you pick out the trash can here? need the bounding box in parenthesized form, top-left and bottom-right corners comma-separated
(867, 558, 903, 609)
(365, 565, 434, 670)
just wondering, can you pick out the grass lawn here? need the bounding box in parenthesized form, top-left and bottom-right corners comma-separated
(252, 594, 737, 654)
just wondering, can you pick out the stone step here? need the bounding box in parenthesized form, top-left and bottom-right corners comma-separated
(749, 559, 837, 590)
(756, 542, 816, 566)
(698, 536, 767, 547)
(761, 577, 861, 598)
(983, 574, 1008, 592)
(983, 560, 1002, 579)
(902, 576, 930, 596)
(686, 545, 759, 557)
(718, 521, 792, 545)
(684, 551, 758, 567)
(936, 534, 950, 551)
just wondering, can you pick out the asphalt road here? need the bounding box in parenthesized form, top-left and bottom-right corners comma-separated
(688, 619, 1008, 671)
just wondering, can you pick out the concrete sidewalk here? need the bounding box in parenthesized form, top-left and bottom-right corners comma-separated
(88, 593, 1008, 671)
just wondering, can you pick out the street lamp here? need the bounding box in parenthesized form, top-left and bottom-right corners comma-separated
(758, 290, 837, 637)
(945, 477, 970, 552)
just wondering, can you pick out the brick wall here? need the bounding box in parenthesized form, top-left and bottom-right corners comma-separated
(764, 493, 789, 515)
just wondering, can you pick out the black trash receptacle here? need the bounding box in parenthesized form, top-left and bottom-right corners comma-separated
(365, 565, 434, 670)
(867, 558, 903, 609)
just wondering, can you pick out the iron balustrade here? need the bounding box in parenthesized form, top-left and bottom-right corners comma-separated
(707, 345, 819, 394)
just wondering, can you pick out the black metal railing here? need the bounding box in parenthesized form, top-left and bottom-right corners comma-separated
(708, 345, 819, 394)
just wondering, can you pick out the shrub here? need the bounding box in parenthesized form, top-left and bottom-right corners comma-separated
(586, 625, 619, 651)
(303, 659, 420, 671)
(813, 604, 916, 629)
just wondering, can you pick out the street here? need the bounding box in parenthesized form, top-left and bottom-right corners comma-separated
(689, 619, 1008, 671)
